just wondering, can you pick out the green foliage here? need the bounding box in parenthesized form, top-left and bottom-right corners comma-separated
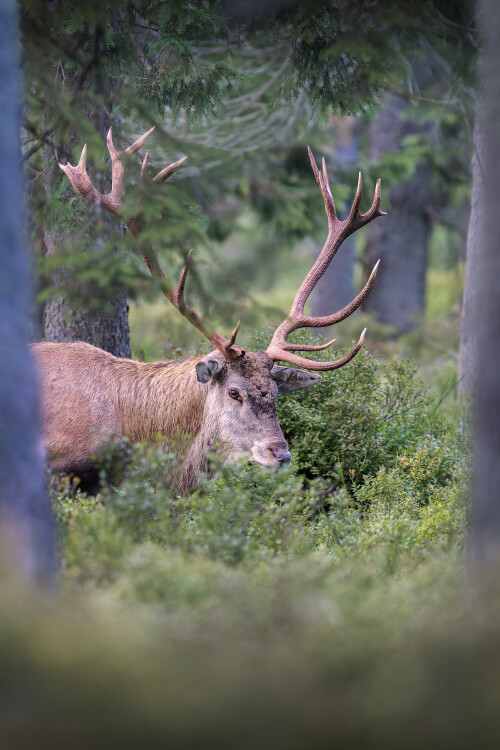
(22, 0, 476, 336)
(53, 437, 465, 593)
(253, 0, 477, 117)
(252, 328, 462, 492)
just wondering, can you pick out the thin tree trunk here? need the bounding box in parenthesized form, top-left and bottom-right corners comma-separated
(0, 0, 55, 581)
(472, 0, 500, 564)
(458, 98, 484, 396)
(310, 119, 357, 320)
(364, 94, 431, 332)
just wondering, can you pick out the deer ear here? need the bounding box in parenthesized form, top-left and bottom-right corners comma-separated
(196, 354, 225, 383)
(270, 365, 322, 393)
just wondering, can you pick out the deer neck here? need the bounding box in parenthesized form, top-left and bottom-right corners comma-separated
(115, 356, 208, 443)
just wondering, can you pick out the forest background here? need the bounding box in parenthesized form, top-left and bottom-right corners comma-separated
(2, 0, 500, 746)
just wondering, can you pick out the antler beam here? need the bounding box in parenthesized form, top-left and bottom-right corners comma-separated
(266, 148, 386, 371)
(59, 127, 245, 361)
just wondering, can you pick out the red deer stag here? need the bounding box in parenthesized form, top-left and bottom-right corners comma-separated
(33, 128, 385, 493)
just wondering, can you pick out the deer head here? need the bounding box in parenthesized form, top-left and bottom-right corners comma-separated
(59, 128, 385, 472)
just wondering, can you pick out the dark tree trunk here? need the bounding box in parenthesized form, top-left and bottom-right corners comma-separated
(472, 0, 500, 564)
(0, 0, 55, 580)
(44, 289, 130, 356)
(458, 98, 484, 396)
(43, 220, 131, 357)
(364, 94, 431, 332)
(310, 119, 357, 320)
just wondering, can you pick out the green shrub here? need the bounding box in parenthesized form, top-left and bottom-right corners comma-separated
(252, 328, 462, 491)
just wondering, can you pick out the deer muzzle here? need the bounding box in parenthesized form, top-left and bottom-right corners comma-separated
(251, 441, 291, 468)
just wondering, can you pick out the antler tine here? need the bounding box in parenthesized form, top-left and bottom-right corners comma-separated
(153, 155, 188, 184)
(361, 178, 387, 222)
(347, 171, 363, 222)
(141, 152, 149, 181)
(321, 156, 335, 213)
(78, 143, 87, 168)
(279, 338, 336, 352)
(175, 249, 192, 306)
(105, 127, 118, 158)
(267, 329, 367, 372)
(125, 126, 156, 155)
(60, 127, 244, 362)
(308, 146, 336, 219)
(307, 145, 321, 185)
(225, 322, 241, 353)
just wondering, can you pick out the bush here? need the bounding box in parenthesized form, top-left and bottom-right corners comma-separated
(253, 328, 463, 491)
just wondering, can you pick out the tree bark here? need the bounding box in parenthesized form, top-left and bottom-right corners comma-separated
(310, 118, 357, 320)
(0, 0, 55, 581)
(471, 0, 500, 564)
(458, 98, 484, 396)
(364, 94, 431, 332)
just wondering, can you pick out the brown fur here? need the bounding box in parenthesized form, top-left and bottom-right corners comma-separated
(33, 342, 290, 494)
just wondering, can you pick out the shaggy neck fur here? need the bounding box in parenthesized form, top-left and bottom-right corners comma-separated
(109, 356, 208, 442)
(109, 355, 217, 492)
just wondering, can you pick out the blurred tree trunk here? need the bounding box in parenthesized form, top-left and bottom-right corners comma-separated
(364, 94, 431, 332)
(0, 0, 55, 580)
(458, 98, 484, 396)
(310, 118, 357, 320)
(472, 0, 500, 564)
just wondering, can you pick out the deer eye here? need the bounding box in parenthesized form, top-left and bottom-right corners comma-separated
(228, 388, 240, 400)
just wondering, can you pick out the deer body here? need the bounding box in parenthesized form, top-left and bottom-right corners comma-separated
(41, 126, 386, 492)
(34, 342, 303, 493)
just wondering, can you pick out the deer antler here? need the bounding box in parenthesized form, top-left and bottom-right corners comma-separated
(59, 127, 245, 361)
(266, 148, 386, 371)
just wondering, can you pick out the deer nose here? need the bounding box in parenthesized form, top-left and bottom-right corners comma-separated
(271, 449, 292, 467)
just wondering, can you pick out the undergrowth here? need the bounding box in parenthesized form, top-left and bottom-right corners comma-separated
(51, 336, 467, 590)
(2, 340, 480, 748)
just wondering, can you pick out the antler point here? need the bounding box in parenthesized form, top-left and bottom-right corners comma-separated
(307, 146, 319, 177)
(78, 144, 87, 167)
